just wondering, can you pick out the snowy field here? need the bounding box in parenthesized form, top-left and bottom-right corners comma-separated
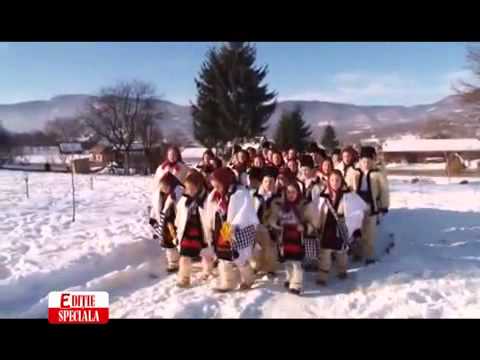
(1, 170, 480, 318)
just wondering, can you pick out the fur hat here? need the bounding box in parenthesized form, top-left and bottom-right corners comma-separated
(247, 167, 264, 183)
(299, 155, 314, 169)
(262, 166, 279, 180)
(360, 146, 376, 160)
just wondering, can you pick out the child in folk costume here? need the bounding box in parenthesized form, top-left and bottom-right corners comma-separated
(266, 148, 275, 167)
(286, 158, 299, 178)
(231, 149, 250, 187)
(208, 168, 259, 292)
(316, 170, 367, 285)
(352, 147, 390, 265)
(318, 157, 334, 188)
(228, 144, 242, 168)
(261, 141, 271, 161)
(246, 147, 257, 161)
(251, 167, 282, 276)
(247, 167, 264, 193)
(275, 167, 294, 196)
(331, 149, 342, 169)
(195, 149, 216, 178)
(268, 181, 317, 295)
(252, 155, 265, 169)
(175, 170, 215, 288)
(154, 146, 189, 184)
(335, 146, 361, 191)
(298, 154, 323, 202)
(149, 172, 185, 273)
(286, 148, 298, 162)
(271, 151, 285, 169)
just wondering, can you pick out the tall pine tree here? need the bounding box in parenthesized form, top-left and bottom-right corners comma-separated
(274, 106, 312, 152)
(321, 124, 340, 152)
(192, 42, 277, 148)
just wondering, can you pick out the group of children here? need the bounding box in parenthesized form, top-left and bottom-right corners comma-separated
(148, 141, 390, 295)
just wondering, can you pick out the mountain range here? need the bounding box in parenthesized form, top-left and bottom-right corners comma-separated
(1, 94, 478, 141)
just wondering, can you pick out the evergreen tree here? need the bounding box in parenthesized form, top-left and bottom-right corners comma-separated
(274, 106, 312, 152)
(0, 121, 11, 153)
(192, 42, 277, 148)
(321, 124, 340, 152)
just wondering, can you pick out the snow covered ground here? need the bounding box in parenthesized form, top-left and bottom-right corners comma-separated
(1, 170, 480, 318)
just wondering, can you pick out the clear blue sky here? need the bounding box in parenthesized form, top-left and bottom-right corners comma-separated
(0, 42, 473, 106)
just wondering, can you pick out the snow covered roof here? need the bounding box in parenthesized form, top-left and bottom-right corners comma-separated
(383, 138, 480, 153)
(59, 143, 83, 154)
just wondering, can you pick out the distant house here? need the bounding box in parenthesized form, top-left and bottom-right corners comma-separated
(88, 144, 115, 165)
(382, 137, 480, 163)
(88, 141, 164, 174)
(4, 144, 89, 172)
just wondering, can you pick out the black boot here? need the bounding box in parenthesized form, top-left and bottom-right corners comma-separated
(337, 272, 348, 280)
(289, 288, 301, 296)
(166, 267, 179, 274)
(284, 281, 290, 289)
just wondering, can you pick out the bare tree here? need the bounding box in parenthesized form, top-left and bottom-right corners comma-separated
(137, 104, 164, 155)
(456, 46, 480, 118)
(81, 80, 162, 173)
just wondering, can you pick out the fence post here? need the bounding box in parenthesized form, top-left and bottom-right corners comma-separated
(71, 166, 76, 223)
(24, 172, 29, 199)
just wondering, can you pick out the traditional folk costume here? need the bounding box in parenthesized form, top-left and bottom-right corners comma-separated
(174, 188, 214, 287)
(353, 147, 390, 264)
(250, 167, 282, 275)
(231, 163, 250, 187)
(335, 160, 361, 192)
(316, 187, 368, 284)
(149, 172, 184, 273)
(268, 187, 317, 295)
(154, 159, 188, 185)
(207, 168, 259, 292)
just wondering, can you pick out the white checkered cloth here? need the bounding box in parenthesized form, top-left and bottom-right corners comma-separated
(304, 237, 320, 259)
(232, 225, 257, 251)
(152, 212, 166, 240)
